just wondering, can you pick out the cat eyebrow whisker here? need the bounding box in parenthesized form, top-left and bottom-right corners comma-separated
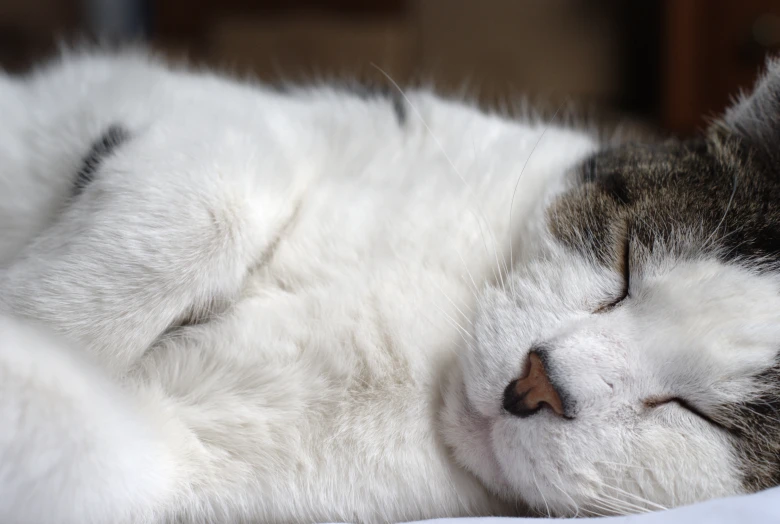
(703, 170, 739, 251)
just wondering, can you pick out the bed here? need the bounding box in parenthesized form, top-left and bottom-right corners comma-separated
(329, 486, 780, 523)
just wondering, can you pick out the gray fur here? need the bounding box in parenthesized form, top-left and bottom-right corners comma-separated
(548, 59, 780, 492)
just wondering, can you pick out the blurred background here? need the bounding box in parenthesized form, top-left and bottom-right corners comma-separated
(1, 0, 779, 136)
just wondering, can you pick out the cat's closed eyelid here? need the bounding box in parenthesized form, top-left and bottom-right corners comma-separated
(644, 396, 734, 433)
(593, 234, 631, 314)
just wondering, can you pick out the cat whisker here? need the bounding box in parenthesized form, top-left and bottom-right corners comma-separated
(595, 460, 654, 472)
(431, 301, 475, 341)
(590, 478, 668, 511)
(469, 209, 505, 292)
(591, 491, 651, 516)
(431, 281, 475, 320)
(427, 260, 477, 312)
(596, 490, 654, 514)
(703, 170, 739, 250)
(370, 62, 507, 293)
(470, 136, 513, 287)
(531, 470, 552, 518)
(508, 101, 567, 297)
(586, 497, 624, 516)
(388, 243, 477, 340)
(550, 478, 580, 518)
(582, 507, 613, 518)
(456, 250, 481, 298)
(715, 228, 751, 261)
(386, 251, 480, 357)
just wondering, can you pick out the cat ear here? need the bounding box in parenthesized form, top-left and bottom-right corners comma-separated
(720, 57, 780, 168)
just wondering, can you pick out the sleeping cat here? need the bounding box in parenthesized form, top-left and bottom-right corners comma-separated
(0, 49, 778, 523)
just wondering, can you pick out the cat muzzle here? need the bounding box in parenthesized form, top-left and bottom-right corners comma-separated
(502, 351, 566, 418)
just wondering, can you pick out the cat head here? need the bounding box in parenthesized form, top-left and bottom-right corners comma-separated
(441, 58, 780, 515)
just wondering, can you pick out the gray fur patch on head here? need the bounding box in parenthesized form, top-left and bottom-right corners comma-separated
(544, 55, 780, 494)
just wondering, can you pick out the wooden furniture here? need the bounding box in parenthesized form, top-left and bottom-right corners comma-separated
(2, 1, 779, 136)
(663, 0, 780, 135)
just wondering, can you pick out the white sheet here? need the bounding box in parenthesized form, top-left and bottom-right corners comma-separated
(392, 486, 780, 523)
(321, 487, 780, 524)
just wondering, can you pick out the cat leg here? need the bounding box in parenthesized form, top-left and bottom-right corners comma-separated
(0, 127, 297, 374)
(0, 314, 175, 524)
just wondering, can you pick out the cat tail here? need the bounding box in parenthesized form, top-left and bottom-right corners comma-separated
(0, 314, 175, 524)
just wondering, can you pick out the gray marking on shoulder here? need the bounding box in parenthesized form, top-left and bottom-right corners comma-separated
(342, 80, 407, 126)
(391, 94, 407, 126)
(73, 125, 130, 197)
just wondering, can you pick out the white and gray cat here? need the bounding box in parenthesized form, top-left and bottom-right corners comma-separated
(1, 49, 779, 523)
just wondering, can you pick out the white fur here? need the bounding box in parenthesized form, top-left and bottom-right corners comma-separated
(443, 241, 780, 516)
(0, 50, 773, 523)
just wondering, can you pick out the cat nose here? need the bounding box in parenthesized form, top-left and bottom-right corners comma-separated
(503, 351, 565, 418)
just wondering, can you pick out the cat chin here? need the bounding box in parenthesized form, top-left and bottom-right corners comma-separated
(439, 361, 517, 503)
(440, 362, 571, 516)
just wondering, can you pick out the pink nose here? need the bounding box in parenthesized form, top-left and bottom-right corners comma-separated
(503, 352, 565, 418)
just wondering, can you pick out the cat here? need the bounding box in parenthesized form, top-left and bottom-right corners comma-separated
(0, 48, 779, 524)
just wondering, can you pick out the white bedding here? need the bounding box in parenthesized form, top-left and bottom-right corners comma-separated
(322, 486, 780, 523)
(393, 486, 780, 523)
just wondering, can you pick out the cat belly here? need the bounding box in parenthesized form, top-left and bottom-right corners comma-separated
(130, 187, 506, 522)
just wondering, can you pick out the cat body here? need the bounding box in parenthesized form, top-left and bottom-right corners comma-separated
(0, 51, 594, 523)
(1, 50, 779, 523)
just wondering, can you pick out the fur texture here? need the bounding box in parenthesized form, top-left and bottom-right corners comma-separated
(0, 50, 779, 523)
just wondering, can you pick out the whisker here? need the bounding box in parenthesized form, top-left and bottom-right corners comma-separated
(370, 62, 507, 292)
(597, 490, 654, 514)
(704, 170, 739, 249)
(471, 135, 512, 285)
(431, 301, 474, 342)
(589, 493, 646, 516)
(586, 498, 621, 516)
(551, 479, 580, 518)
(508, 101, 567, 296)
(456, 250, 481, 297)
(595, 460, 654, 472)
(591, 478, 668, 511)
(386, 246, 476, 349)
(531, 470, 552, 518)
(428, 278, 474, 323)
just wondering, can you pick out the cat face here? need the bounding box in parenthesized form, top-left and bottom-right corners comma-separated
(442, 60, 780, 515)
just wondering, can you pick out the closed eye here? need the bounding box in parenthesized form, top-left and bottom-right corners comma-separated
(645, 397, 734, 433)
(594, 233, 630, 313)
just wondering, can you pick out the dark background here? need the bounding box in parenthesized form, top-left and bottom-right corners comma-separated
(1, 0, 779, 136)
